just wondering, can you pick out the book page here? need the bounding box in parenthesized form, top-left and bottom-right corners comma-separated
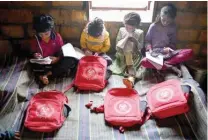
(146, 52, 163, 65)
(146, 52, 164, 69)
(62, 43, 85, 60)
(30, 57, 52, 65)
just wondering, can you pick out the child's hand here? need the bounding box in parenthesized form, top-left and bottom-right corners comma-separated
(34, 53, 43, 59)
(84, 50, 93, 56)
(163, 47, 173, 54)
(146, 44, 152, 52)
(49, 56, 60, 64)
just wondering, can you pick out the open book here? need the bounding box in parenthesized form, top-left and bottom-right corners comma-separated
(61, 43, 85, 60)
(146, 51, 164, 70)
(30, 43, 85, 65)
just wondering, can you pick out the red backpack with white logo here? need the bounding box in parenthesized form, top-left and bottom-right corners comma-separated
(24, 91, 71, 132)
(146, 79, 190, 119)
(86, 88, 148, 133)
(104, 88, 147, 127)
(65, 55, 108, 92)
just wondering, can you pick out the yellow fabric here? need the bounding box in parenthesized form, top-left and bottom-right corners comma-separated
(125, 52, 133, 66)
(80, 30, 110, 53)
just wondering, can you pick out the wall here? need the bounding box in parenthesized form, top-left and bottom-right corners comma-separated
(0, 1, 151, 56)
(0, 1, 207, 58)
(0, 1, 88, 55)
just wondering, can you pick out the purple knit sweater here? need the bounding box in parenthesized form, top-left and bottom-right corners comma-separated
(145, 22, 177, 53)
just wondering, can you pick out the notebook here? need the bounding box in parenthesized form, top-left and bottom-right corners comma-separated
(30, 57, 52, 65)
(30, 43, 85, 65)
(146, 51, 164, 70)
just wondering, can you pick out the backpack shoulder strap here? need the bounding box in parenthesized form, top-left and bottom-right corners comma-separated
(140, 101, 151, 124)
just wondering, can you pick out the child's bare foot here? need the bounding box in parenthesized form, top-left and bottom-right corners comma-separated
(127, 66, 136, 76)
(39, 75, 49, 85)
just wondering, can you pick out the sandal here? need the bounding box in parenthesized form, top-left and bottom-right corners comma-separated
(123, 76, 135, 89)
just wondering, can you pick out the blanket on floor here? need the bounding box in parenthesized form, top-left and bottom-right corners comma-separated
(0, 55, 207, 140)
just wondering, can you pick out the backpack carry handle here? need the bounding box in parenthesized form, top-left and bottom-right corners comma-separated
(140, 101, 147, 113)
(63, 104, 71, 118)
(140, 101, 151, 124)
(142, 107, 151, 123)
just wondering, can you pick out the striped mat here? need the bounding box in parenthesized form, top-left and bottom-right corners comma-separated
(0, 56, 207, 140)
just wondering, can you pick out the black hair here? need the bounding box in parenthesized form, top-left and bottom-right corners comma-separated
(155, 3, 177, 23)
(33, 14, 55, 33)
(124, 12, 141, 28)
(87, 17, 104, 37)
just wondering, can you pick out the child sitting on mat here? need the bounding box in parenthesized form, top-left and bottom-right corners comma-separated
(80, 17, 112, 66)
(141, 3, 182, 77)
(30, 14, 78, 86)
(110, 12, 144, 88)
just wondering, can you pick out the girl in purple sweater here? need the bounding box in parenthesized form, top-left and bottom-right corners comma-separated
(143, 3, 182, 76)
(145, 3, 177, 54)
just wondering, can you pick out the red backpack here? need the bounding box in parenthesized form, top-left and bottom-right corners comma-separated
(24, 91, 71, 132)
(65, 55, 108, 92)
(104, 88, 147, 127)
(86, 88, 148, 133)
(146, 79, 190, 119)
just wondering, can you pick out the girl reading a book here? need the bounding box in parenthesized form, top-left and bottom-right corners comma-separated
(110, 12, 144, 88)
(141, 4, 183, 76)
(30, 14, 77, 86)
